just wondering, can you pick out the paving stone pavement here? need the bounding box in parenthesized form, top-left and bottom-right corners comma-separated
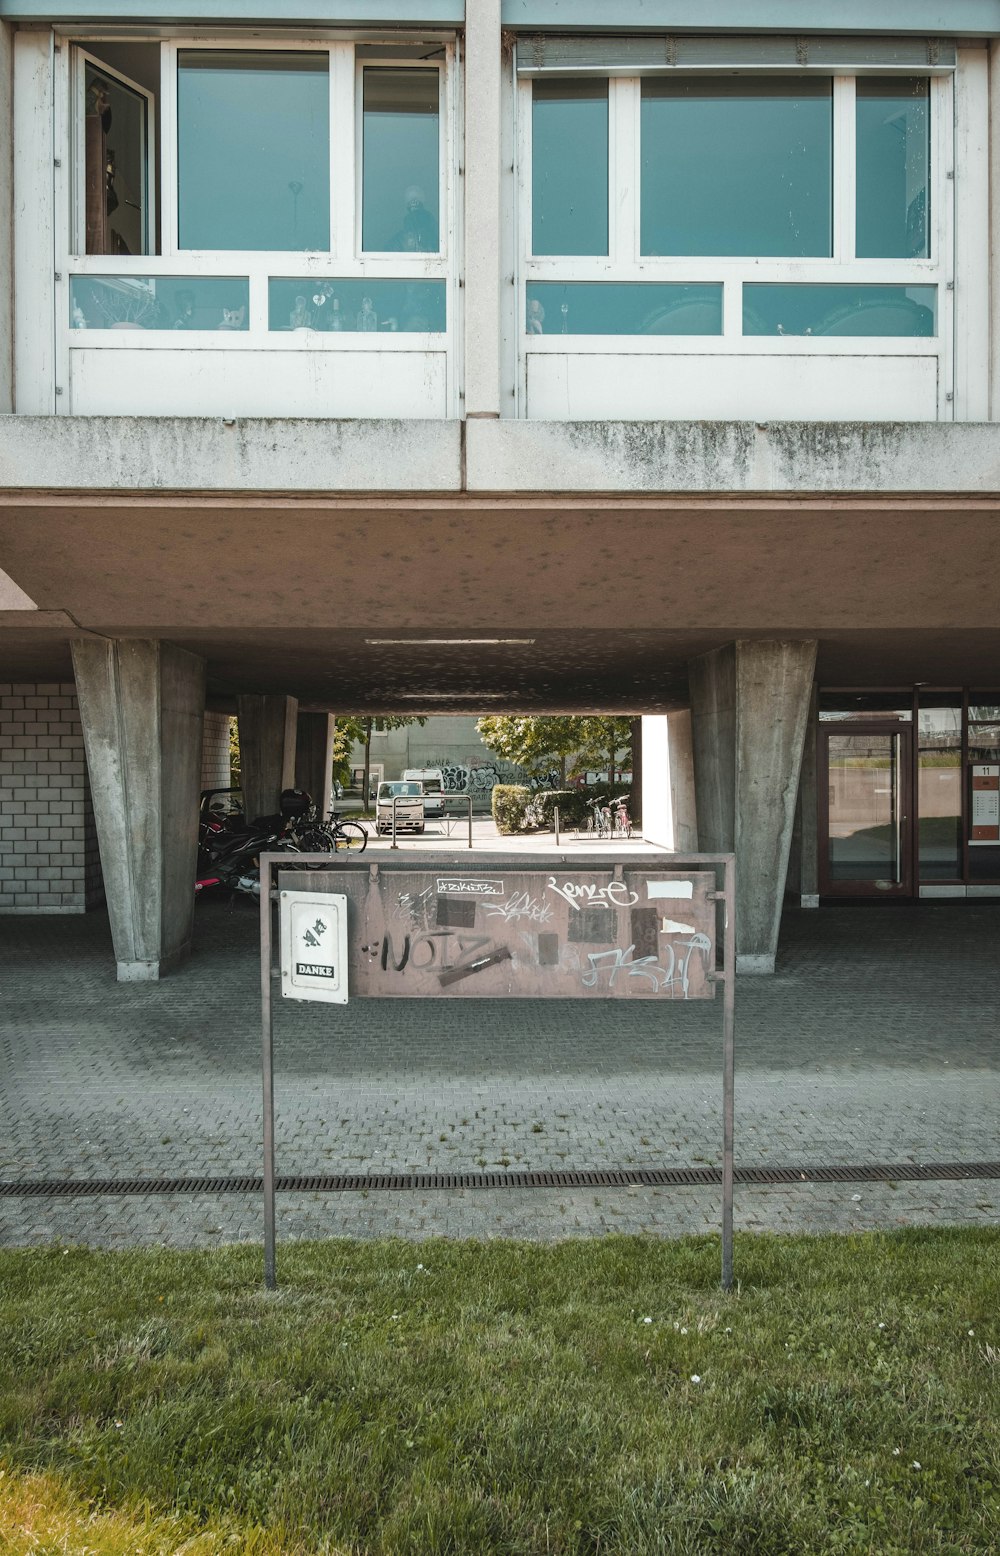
(0, 898, 998, 1251)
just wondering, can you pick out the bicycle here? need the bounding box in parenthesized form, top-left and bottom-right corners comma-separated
(584, 795, 612, 839)
(286, 806, 368, 854)
(610, 795, 632, 839)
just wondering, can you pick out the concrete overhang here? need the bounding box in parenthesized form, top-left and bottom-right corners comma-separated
(5, 416, 1000, 496)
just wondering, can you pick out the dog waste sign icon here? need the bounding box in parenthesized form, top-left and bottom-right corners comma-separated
(279, 890, 349, 1004)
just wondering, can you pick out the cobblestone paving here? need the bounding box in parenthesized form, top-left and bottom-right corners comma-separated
(1, 899, 997, 1250)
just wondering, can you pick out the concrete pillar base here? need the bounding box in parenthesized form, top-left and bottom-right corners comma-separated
(736, 953, 776, 976)
(116, 945, 189, 982)
(801, 894, 820, 910)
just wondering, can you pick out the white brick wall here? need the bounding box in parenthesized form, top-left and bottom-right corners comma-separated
(200, 711, 233, 795)
(0, 682, 103, 913)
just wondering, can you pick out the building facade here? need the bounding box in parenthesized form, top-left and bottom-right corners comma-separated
(1, 1, 998, 976)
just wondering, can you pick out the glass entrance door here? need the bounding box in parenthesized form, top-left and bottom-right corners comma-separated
(819, 723, 913, 896)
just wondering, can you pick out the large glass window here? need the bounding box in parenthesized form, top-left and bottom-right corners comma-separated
(177, 51, 330, 251)
(532, 79, 608, 256)
(856, 77, 930, 259)
(526, 282, 721, 335)
(640, 78, 832, 258)
(362, 69, 440, 253)
(744, 284, 936, 337)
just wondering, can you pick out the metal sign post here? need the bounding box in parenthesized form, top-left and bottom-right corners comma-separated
(260, 851, 735, 1293)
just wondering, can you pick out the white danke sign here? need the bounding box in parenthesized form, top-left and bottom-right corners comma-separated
(279, 890, 349, 1004)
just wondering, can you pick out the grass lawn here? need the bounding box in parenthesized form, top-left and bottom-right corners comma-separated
(0, 1230, 997, 1554)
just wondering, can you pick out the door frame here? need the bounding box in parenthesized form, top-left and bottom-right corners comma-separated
(818, 720, 914, 898)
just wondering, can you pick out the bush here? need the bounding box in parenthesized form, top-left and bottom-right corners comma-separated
(491, 784, 534, 834)
(531, 783, 632, 831)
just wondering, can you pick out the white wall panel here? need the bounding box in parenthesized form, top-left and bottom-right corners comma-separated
(526, 352, 939, 422)
(68, 348, 449, 417)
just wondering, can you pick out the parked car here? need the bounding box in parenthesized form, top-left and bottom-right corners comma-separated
(375, 779, 425, 834)
(402, 766, 445, 816)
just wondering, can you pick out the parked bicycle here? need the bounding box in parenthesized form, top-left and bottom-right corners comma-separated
(584, 795, 613, 838)
(609, 795, 632, 839)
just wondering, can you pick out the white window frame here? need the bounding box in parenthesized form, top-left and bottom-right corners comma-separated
(55, 32, 458, 407)
(517, 70, 955, 415)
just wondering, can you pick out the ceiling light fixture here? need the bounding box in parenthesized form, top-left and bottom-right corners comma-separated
(364, 638, 535, 646)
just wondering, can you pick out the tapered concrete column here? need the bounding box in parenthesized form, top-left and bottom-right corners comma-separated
(689, 641, 817, 974)
(791, 687, 819, 907)
(236, 695, 297, 821)
(72, 638, 206, 981)
(294, 712, 334, 816)
(641, 712, 697, 851)
(464, 0, 501, 418)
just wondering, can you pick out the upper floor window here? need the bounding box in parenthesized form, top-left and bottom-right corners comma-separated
(74, 39, 447, 265)
(522, 69, 943, 341)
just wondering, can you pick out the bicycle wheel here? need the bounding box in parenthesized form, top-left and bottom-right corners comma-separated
(334, 821, 368, 853)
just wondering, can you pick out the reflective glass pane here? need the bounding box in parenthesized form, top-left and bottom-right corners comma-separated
(85, 63, 148, 256)
(269, 278, 445, 332)
(917, 700, 961, 880)
(526, 282, 722, 336)
(744, 284, 936, 337)
(826, 733, 902, 884)
(362, 69, 440, 253)
(178, 51, 329, 251)
(856, 77, 929, 258)
(819, 693, 912, 720)
(70, 275, 249, 330)
(641, 77, 831, 257)
(969, 694, 1000, 721)
(532, 79, 608, 256)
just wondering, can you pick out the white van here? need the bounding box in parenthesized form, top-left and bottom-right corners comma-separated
(376, 779, 425, 834)
(402, 767, 445, 817)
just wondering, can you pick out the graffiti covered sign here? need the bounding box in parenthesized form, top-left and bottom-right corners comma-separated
(277, 862, 716, 999)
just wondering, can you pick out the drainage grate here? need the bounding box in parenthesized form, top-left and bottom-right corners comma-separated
(0, 1162, 997, 1198)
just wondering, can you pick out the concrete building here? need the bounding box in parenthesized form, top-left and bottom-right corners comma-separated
(1, 1, 998, 978)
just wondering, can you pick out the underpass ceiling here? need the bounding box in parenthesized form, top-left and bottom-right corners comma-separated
(3, 624, 1000, 712)
(1, 493, 998, 705)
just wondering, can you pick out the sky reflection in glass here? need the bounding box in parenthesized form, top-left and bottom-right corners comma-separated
(641, 77, 832, 257)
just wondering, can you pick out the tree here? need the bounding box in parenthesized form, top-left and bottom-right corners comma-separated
(475, 716, 590, 787)
(575, 717, 635, 784)
(332, 715, 427, 809)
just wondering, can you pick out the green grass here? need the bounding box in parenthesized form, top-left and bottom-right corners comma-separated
(0, 1231, 998, 1554)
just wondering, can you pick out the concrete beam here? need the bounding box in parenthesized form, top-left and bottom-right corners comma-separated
(464, 419, 1000, 494)
(463, 0, 502, 418)
(294, 711, 334, 817)
(71, 637, 205, 981)
(237, 695, 297, 821)
(689, 640, 816, 974)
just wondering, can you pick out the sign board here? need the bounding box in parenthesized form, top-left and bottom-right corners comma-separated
(279, 890, 349, 1004)
(971, 765, 1000, 843)
(276, 864, 716, 1000)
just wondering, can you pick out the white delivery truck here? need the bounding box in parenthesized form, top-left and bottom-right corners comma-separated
(402, 767, 445, 817)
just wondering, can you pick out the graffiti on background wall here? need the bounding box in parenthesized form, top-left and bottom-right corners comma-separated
(428, 759, 560, 795)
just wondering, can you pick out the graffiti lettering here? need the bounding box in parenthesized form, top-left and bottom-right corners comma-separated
(546, 877, 640, 912)
(486, 890, 554, 926)
(377, 929, 499, 980)
(580, 932, 711, 999)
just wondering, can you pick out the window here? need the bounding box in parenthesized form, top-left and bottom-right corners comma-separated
(521, 68, 947, 342)
(362, 68, 441, 253)
(177, 51, 330, 252)
(65, 39, 450, 337)
(640, 77, 832, 259)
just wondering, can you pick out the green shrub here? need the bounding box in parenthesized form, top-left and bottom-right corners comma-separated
(491, 784, 534, 834)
